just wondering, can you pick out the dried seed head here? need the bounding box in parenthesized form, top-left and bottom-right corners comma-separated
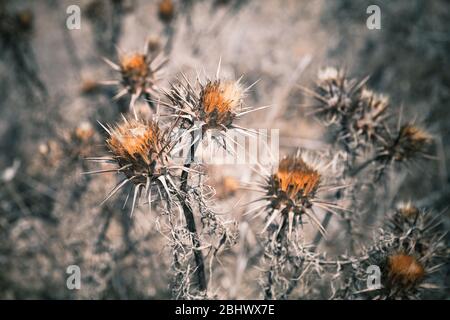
(311, 67, 357, 121)
(163, 73, 256, 137)
(396, 125, 432, 160)
(106, 118, 169, 183)
(387, 254, 425, 288)
(249, 151, 345, 237)
(103, 45, 167, 110)
(199, 80, 243, 130)
(383, 124, 432, 162)
(275, 156, 320, 201)
(265, 155, 322, 224)
(354, 89, 389, 142)
(120, 53, 151, 94)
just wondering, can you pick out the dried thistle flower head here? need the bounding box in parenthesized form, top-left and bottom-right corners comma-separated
(387, 253, 425, 288)
(248, 151, 345, 238)
(387, 202, 444, 250)
(274, 156, 320, 201)
(102, 43, 168, 110)
(395, 124, 432, 161)
(163, 66, 265, 149)
(87, 117, 178, 215)
(106, 117, 169, 183)
(354, 89, 390, 143)
(303, 67, 368, 124)
(303, 67, 384, 152)
(378, 123, 433, 164)
(199, 80, 243, 130)
(120, 53, 150, 93)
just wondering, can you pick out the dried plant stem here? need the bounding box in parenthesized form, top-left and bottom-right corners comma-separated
(178, 132, 207, 292)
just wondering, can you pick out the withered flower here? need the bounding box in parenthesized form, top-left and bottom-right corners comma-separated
(102, 42, 168, 112)
(387, 253, 425, 289)
(161, 63, 266, 154)
(377, 123, 433, 164)
(247, 151, 346, 238)
(86, 117, 180, 215)
(302, 67, 369, 125)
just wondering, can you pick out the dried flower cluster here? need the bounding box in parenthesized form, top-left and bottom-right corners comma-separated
(303, 67, 433, 169)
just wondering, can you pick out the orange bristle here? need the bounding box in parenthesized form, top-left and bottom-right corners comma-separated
(388, 254, 425, 287)
(276, 156, 321, 199)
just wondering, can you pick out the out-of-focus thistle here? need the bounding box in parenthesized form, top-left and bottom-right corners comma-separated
(302, 67, 390, 153)
(333, 222, 446, 299)
(387, 202, 445, 253)
(376, 123, 433, 165)
(85, 116, 178, 215)
(102, 42, 168, 113)
(305, 67, 434, 180)
(248, 151, 346, 239)
(353, 89, 389, 144)
(302, 67, 361, 124)
(158, 0, 175, 23)
(350, 122, 435, 179)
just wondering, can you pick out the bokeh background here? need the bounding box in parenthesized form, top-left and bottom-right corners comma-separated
(0, 0, 448, 299)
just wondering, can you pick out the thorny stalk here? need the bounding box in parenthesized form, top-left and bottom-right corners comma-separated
(178, 130, 207, 292)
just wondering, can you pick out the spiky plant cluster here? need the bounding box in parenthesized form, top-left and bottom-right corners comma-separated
(305, 67, 434, 172)
(103, 42, 167, 110)
(332, 225, 446, 299)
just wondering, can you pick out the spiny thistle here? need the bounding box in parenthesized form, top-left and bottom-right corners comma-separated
(302, 67, 368, 125)
(377, 123, 433, 164)
(386, 202, 446, 254)
(333, 228, 445, 299)
(387, 253, 425, 289)
(102, 42, 168, 112)
(302, 67, 394, 152)
(160, 62, 266, 151)
(199, 80, 243, 131)
(353, 88, 390, 144)
(247, 151, 346, 238)
(85, 117, 181, 215)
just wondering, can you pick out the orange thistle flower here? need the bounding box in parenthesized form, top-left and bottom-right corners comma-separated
(387, 254, 425, 288)
(85, 117, 179, 215)
(397, 202, 420, 219)
(275, 156, 321, 200)
(101, 41, 168, 112)
(246, 151, 346, 238)
(161, 61, 267, 153)
(199, 80, 243, 130)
